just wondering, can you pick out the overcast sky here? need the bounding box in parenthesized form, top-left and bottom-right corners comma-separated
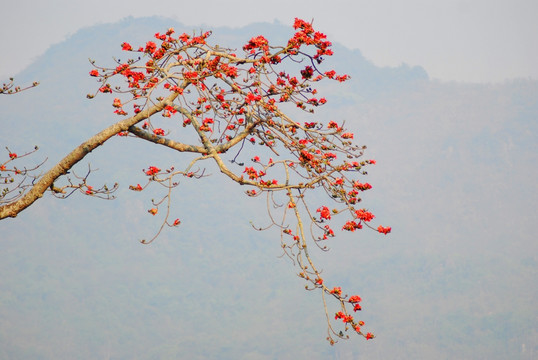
(1, 0, 536, 83)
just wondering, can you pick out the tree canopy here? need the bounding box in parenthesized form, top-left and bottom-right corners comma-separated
(1, 18, 390, 344)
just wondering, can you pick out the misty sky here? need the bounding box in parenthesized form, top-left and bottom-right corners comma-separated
(1, 0, 537, 83)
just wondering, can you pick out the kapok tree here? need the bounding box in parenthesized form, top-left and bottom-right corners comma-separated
(1, 19, 390, 344)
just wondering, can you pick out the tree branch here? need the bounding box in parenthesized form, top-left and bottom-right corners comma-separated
(128, 125, 206, 153)
(0, 93, 178, 219)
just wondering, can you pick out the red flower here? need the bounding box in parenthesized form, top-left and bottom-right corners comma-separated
(329, 287, 342, 296)
(243, 167, 259, 180)
(334, 311, 345, 320)
(243, 35, 269, 53)
(245, 92, 261, 104)
(148, 208, 158, 216)
(169, 85, 184, 94)
(121, 42, 132, 51)
(366, 332, 374, 340)
(323, 225, 334, 237)
(342, 220, 362, 232)
(145, 41, 157, 54)
(145, 166, 160, 176)
(355, 209, 375, 222)
(178, 33, 190, 43)
(153, 128, 165, 136)
(327, 121, 341, 131)
(8, 153, 17, 159)
(164, 105, 177, 114)
(173, 219, 181, 226)
(300, 66, 314, 79)
(85, 186, 94, 195)
(184, 71, 199, 81)
(89, 69, 99, 77)
(325, 70, 336, 79)
(353, 182, 372, 191)
(220, 64, 238, 78)
(99, 85, 112, 93)
(332, 178, 344, 185)
(317, 206, 331, 220)
(154, 32, 166, 40)
(288, 77, 298, 87)
(349, 295, 362, 303)
(377, 226, 391, 235)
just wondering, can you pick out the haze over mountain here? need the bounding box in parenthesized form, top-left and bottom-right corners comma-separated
(1, 17, 536, 359)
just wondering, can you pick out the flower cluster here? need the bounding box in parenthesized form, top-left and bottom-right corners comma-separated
(82, 18, 390, 345)
(377, 226, 392, 235)
(145, 166, 160, 176)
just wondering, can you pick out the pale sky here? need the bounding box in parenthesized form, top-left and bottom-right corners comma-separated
(1, 0, 536, 83)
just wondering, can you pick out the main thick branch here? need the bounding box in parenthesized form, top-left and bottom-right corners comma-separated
(0, 93, 178, 219)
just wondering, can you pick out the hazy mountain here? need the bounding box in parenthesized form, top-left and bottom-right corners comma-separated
(1, 17, 536, 359)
